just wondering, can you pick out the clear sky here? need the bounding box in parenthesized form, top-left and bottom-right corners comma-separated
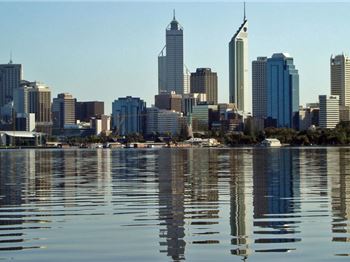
(0, 1, 349, 114)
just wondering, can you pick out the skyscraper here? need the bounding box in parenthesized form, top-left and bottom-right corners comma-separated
(229, 5, 248, 112)
(112, 96, 146, 136)
(158, 11, 185, 95)
(252, 57, 267, 118)
(52, 93, 76, 133)
(0, 61, 22, 109)
(330, 54, 350, 107)
(27, 81, 52, 134)
(267, 53, 299, 129)
(190, 68, 218, 105)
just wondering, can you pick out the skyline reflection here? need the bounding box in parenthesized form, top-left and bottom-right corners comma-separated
(0, 148, 349, 261)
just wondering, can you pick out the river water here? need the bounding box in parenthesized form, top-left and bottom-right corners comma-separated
(0, 147, 349, 261)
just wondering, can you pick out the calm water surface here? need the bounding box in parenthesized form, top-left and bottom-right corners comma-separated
(0, 147, 349, 261)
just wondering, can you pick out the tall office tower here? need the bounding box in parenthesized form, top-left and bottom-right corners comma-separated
(229, 5, 248, 112)
(158, 11, 185, 95)
(111, 96, 146, 136)
(267, 53, 299, 129)
(52, 93, 76, 132)
(331, 54, 350, 107)
(75, 101, 104, 122)
(27, 81, 52, 134)
(252, 57, 267, 118)
(190, 68, 218, 105)
(0, 60, 22, 109)
(319, 95, 339, 129)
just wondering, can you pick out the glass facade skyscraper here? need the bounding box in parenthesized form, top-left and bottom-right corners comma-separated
(267, 53, 299, 129)
(112, 96, 146, 136)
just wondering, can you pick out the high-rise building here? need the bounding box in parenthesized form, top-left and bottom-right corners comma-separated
(13, 82, 30, 114)
(252, 57, 267, 118)
(75, 101, 104, 122)
(190, 68, 218, 105)
(331, 54, 350, 107)
(229, 7, 248, 112)
(26, 81, 52, 134)
(52, 93, 76, 132)
(112, 96, 146, 136)
(155, 92, 182, 112)
(319, 95, 339, 129)
(267, 53, 299, 129)
(0, 61, 22, 109)
(158, 11, 186, 95)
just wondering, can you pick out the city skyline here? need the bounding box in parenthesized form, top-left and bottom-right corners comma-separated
(0, 2, 349, 113)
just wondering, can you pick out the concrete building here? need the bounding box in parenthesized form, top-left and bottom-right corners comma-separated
(229, 9, 248, 112)
(52, 93, 76, 134)
(267, 53, 299, 129)
(24, 81, 52, 134)
(331, 54, 350, 108)
(112, 96, 146, 136)
(184, 66, 191, 95)
(146, 107, 183, 136)
(190, 68, 218, 105)
(90, 115, 111, 135)
(75, 101, 104, 122)
(155, 92, 182, 112)
(252, 57, 267, 118)
(0, 61, 22, 109)
(319, 95, 339, 129)
(158, 11, 186, 95)
(299, 105, 319, 131)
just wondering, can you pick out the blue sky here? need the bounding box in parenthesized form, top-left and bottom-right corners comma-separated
(0, 1, 349, 113)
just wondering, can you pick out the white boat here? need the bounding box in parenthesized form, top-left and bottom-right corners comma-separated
(261, 138, 281, 147)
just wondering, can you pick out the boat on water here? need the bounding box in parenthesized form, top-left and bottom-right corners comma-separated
(260, 138, 281, 147)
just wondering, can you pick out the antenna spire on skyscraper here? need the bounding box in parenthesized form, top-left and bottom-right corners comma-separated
(173, 9, 176, 20)
(244, 2, 246, 21)
(9, 51, 13, 64)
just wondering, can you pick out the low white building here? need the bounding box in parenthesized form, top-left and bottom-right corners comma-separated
(0, 131, 45, 147)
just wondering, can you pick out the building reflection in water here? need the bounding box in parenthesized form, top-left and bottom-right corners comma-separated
(229, 149, 254, 259)
(186, 149, 220, 245)
(157, 148, 221, 261)
(0, 149, 53, 251)
(157, 149, 187, 261)
(0, 149, 113, 252)
(331, 148, 350, 243)
(229, 148, 301, 258)
(252, 149, 301, 253)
